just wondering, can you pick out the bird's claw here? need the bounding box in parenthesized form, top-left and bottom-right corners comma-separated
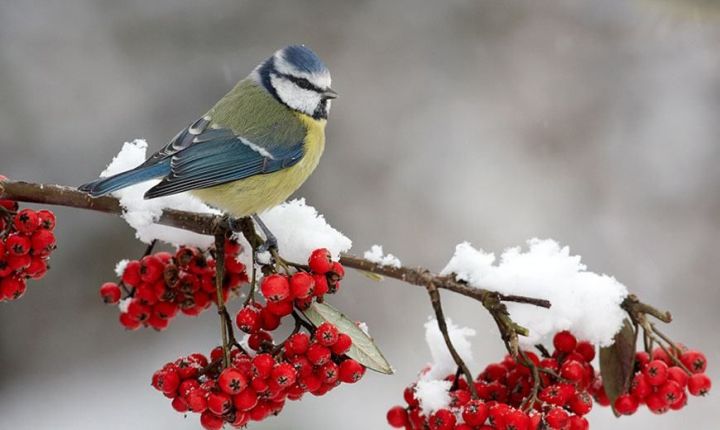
(257, 237, 279, 254)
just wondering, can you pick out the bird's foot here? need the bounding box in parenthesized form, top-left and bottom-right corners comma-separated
(257, 236, 279, 254)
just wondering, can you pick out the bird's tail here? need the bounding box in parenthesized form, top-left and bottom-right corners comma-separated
(78, 163, 169, 197)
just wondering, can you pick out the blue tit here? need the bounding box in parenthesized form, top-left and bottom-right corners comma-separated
(79, 45, 337, 245)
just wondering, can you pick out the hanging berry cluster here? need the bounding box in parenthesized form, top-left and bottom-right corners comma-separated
(388, 331, 598, 430)
(99, 238, 249, 330)
(235, 248, 344, 346)
(594, 346, 711, 416)
(152, 325, 365, 429)
(0, 186, 57, 301)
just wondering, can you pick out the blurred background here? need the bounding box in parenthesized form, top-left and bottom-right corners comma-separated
(1, 0, 718, 428)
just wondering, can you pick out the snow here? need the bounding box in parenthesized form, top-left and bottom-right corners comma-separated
(118, 298, 132, 313)
(441, 238, 629, 347)
(414, 379, 452, 414)
(258, 198, 352, 262)
(412, 318, 476, 414)
(363, 245, 402, 268)
(95, 141, 352, 261)
(100, 140, 220, 248)
(423, 318, 475, 381)
(357, 321, 370, 336)
(114, 259, 129, 277)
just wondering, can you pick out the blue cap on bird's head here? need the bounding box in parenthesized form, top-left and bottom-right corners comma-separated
(253, 45, 337, 120)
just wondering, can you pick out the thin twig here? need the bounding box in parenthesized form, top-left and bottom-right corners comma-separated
(214, 233, 230, 368)
(426, 283, 478, 399)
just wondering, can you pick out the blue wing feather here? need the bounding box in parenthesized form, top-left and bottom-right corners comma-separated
(143, 132, 304, 199)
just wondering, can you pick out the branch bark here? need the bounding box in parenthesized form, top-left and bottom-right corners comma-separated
(0, 180, 551, 309)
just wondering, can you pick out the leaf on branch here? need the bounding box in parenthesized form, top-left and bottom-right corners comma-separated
(303, 302, 393, 375)
(599, 318, 636, 414)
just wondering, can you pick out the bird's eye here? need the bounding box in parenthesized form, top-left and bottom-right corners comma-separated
(295, 78, 314, 90)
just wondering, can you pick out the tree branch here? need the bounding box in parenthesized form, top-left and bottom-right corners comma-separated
(0, 180, 551, 309)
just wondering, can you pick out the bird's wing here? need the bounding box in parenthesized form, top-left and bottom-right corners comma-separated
(143, 126, 304, 199)
(139, 116, 214, 168)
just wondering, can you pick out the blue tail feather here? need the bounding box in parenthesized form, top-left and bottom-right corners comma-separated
(78, 162, 170, 197)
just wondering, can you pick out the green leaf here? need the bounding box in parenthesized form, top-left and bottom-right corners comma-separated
(302, 302, 394, 375)
(599, 318, 636, 413)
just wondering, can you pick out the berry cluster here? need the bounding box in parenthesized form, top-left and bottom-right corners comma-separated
(593, 346, 711, 416)
(0, 193, 57, 301)
(388, 331, 596, 430)
(234, 248, 345, 345)
(152, 322, 365, 429)
(100, 238, 248, 330)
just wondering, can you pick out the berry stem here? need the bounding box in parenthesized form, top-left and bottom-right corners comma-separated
(213, 233, 230, 368)
(426, 282, 479, 399)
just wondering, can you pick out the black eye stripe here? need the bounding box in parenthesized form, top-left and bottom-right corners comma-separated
(279, 73, 323, 93)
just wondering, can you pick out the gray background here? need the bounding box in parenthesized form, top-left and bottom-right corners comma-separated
(1, 0, 718, 429)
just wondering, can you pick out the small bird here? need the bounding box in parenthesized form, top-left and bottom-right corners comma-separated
(79, 45, 337, 248)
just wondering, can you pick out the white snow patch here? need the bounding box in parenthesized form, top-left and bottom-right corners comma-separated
(100, 140, 220, 248)
(441, 238, 628, 347)
(415, 379, 452, 414)
(114, 259, 129, 277)
(423, 318, 476, 381)
(363, 245, 402, 268)
(118, 298, 132, 313)
(357, 321, 370, 336)
(258, 199, 352, 262)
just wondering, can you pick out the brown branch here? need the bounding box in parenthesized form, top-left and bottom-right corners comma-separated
(0, 180, 551, 309)
(426, 282, 478, 399)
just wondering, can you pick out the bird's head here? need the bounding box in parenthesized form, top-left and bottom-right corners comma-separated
(253, 45, 336, 120)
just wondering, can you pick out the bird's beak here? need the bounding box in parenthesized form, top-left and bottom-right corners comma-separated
(323, 88, 338, 99)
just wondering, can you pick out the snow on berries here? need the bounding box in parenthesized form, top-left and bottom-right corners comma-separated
(389, 331, 596, 429)
(0, 194, 57, 302)
(152, 322, 365, 428)
(100, 238, 249, 330)
(594, 345, 711, 417)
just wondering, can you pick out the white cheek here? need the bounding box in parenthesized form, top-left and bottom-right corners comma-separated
(270, 74, 321, 116)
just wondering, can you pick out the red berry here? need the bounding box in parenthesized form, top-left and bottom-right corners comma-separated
(25, 257, 48, 279)
(429, 408, 456, 430)
(224, 254, 246, 274)
(560, 360, 584, 382)
(308, 248, 333, 274)
(265, 299, 293, 317)
(338, 359, 365, 383)
(259, 306, 281, 331)
(644, 360, 669, 385)
(285, 332, 311, 356)
(504, 409, 530, 430)
(614, 393, 639, 415)
(233, 387, 258, 411)
(260, 274, 290, 302)
(251, 353, 275, 378)
(319, 361, 339, 384)
(99, 282, 122, 304)
(0, 277, 26, 300)
(545, 407, 569, 429)
(567, 415, 589, 430)
(462, 400, 489, 426)
(119, 312, 141, 330)
(575, 341, 595, 362)
(218, 368, 248, 395)
(315, 322, 340, 347)
(659, 380, 683, 405)
(6, 234, 31, 256)
(207, 391, 232, 415)
(681, 350, 707, 374)
(569, 391, 593, 416)
(235, 306, 261, 333)
(311, 273, 329, 297)
(186, 389, 209, 413)
(248, 330, 273, 351)
(306, 343, 331, 366)
(271, 362, 297, 388)
(36, 210, 55, 230)
(289, 272, 315, 299)
(140, 255, 164, 283)
(630, 372, 651, 399)
(30, 229, 55, 256)
(331, 333, 353, 355)
(199, 410, 223, 430)
(151, 369, 180, 395)
(645, 393, 669, 414)
(687, 373, 712, 396)
(121, 260, 142, 287)
(553, 331, 577, 353)
(171, 396, 188, 413)
(386, 406, 409, 428)
(13, 209, 39, 233)
(404, 385, 419, 408)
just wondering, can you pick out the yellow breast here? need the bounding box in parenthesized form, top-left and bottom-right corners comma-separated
(191, 114, 326, 217)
